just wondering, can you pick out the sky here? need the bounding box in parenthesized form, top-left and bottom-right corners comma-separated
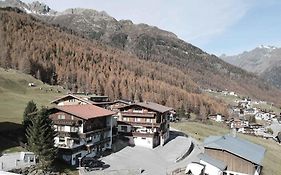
(22, 0, 281, 56)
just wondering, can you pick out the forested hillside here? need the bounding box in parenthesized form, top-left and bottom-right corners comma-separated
(0, 7, 229, 115)
(39, 7, 281, 105)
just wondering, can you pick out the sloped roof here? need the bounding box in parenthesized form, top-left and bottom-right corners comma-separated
(204, 135, 265, 165)
(53, 104, 115, 120)
(198, 153, 226, 170)
(50, 94, 94, 105)
(135, 102, 173, 113)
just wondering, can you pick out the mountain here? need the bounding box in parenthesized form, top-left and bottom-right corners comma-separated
(0, 7, 231, 116)
(0, 2, 281, 107)
(0, 0, 56, 15)
(37, 6, 281, 105)
(221, 45, 281, 88)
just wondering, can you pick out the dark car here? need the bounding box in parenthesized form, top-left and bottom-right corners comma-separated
(82, 157, 105, 171)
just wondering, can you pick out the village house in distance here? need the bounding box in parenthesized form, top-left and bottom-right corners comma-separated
(117, 102, 173, 149)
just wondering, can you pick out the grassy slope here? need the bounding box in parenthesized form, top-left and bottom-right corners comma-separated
(0, 68, 78, 174)
(0, 68, 66, 123)
(171, 122, 281, 175)
(206, 91, 281, 114)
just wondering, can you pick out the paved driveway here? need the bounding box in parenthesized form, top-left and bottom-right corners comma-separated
(82, 130, 202, 175)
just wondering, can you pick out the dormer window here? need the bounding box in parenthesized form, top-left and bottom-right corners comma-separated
(68, 99, 75, 102)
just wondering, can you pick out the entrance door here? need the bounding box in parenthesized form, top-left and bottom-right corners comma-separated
(75, 153, 81, 166)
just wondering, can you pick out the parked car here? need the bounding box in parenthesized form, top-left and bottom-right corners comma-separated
(82, 157, 105, 171)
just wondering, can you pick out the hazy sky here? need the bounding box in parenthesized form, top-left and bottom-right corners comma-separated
(22, 0, 281, 56)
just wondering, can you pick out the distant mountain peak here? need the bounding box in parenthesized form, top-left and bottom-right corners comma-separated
(28, 1, 54, 15)
(0, 0, 56, 15)
(258, 45, 277, 51)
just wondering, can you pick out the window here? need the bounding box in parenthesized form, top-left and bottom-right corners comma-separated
(222, 173, 227, 175)
(142, 137, 146, 140)
(121, 126, 127, 132)
(146, 118, 151, 123)
(71, 115, 74, 120)
(70, 127, 78, 132)
(58, 114, 65, 119)
(57, 126, 65, 131)
(59, 137, 65, 142)
(74, 140, 80, 144)
(69, 99, 75, 102)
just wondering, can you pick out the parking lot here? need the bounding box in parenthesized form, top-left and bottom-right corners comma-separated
(81, 129, 203, 175)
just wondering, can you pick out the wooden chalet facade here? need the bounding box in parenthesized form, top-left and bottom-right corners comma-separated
(48, 104, 115, 166)
(203, 135, 265, 175)
(117, 102, 172, 149)
(50, 94, 113, 108)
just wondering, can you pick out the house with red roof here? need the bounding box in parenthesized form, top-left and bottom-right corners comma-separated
(48, 104, 115, 166)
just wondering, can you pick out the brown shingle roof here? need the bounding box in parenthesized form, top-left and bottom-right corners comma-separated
(54, 104, 115, 120)
(136, 102, 173, 113)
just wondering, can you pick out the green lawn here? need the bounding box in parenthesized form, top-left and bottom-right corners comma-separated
(253, 103, 281, 114)
(0, 68, 78, 174)
(171, 121, 281, 175)
(206, 91, 281, 114)
(0, 68, 66, 123)
(205, 91, 240, 106)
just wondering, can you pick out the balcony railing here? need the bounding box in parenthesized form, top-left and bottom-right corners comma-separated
(57, 131, 79, 138)
(86, 137, 111, 149)
(52, 119, 80, 126)
(132, 132, 156, 137)
(125, 121, 161, 127)
(80, 127, 111, 138)
(121, 112, 155, 118)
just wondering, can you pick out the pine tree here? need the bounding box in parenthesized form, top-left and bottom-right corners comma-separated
(26, 107, 57, 172)
(22, 100, 38, 132)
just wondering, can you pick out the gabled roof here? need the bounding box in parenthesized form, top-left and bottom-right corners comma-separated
(198, 153, 226, 170)
(204, 135, 265, 165)
(135, 102, 173, 113)
(50, 94, 94, 105)
(52, 104, 115, 120)
(112, 99, 133, 105)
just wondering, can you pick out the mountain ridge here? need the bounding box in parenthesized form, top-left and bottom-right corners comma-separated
(221, 46, 281, 88)
(0, 2, 281, 106)
(0, 7, 232, 116)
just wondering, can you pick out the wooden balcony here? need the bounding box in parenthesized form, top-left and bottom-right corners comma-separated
(132, 132, 156, 138)
(80, 127, 111, 138)
(125, 121, 161, 127)
(121, 112, 155, 118)
(52, 119, 81, 126)
(86, 137, 111, 149)
(57, 131, 79, 138)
